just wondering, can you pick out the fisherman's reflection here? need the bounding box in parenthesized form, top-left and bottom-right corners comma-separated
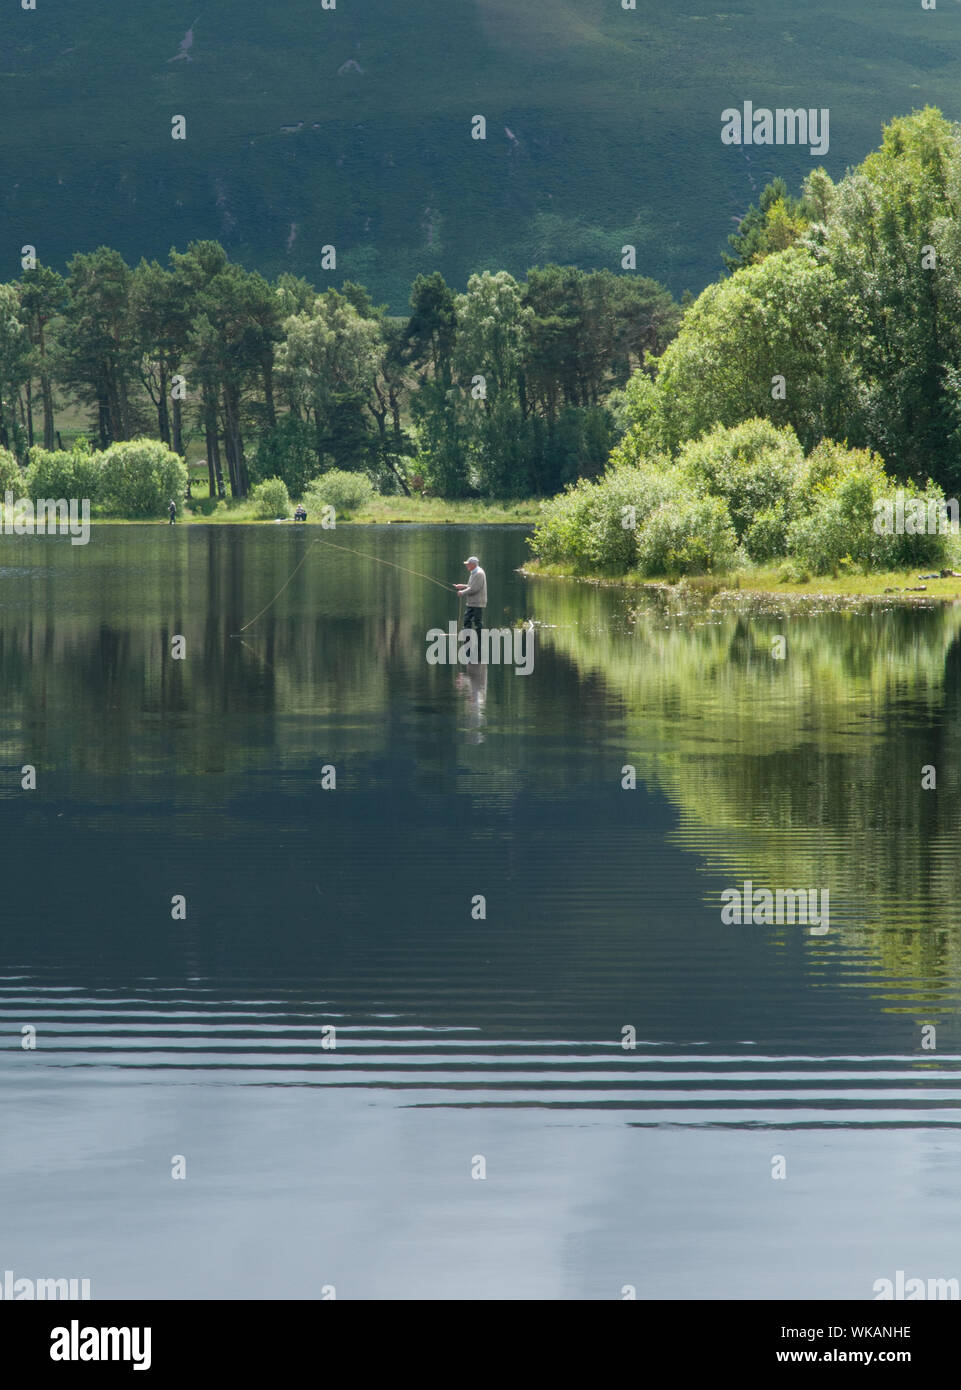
(455, 660, 487, 741)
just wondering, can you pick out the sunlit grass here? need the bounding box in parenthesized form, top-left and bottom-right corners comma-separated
(96, 494, 542, 525)
(522, 559, 961, 601)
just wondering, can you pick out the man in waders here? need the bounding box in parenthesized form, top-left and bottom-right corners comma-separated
(455, 555, 486, 636)
(167, 498, 177, 525)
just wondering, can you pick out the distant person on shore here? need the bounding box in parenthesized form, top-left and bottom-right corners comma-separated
(454, 555, 486, 634)
(167, 498, 177, 525)
(294, 503, 307, 522)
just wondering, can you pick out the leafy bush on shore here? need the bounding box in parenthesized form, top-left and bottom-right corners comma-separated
(583, 463, 684, 572)
(529, 476, 607, 569)
(532, 458, 735, 577)
(636, 495, 738, 577)
(303, 469, 375, 516)
(24, 443, 103, 505)
(531, 419, 961, 578)
(99, 440, 187, 517)
(250, 476, 291, 518)
(677, 419, 805, 559)
(0, 446, 22, 494)
(787, 451, 956, 573)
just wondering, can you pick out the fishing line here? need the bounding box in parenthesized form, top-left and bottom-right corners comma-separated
(233, 532, 458, 635)
(236, 636, 277, 673)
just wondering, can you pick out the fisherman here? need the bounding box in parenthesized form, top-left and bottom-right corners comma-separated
(294, 503, 307, 523)
(454, 554, 486, 634)
(167, 498, 177, 525)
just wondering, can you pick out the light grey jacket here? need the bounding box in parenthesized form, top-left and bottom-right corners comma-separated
(463, 565, 487, 607)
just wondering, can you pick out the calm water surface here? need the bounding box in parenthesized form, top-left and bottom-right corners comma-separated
(1, 525, 960, 1299)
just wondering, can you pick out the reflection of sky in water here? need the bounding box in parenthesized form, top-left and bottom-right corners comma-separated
(0, 526, 959, 1297)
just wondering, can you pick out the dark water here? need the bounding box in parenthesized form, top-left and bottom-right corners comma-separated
(2, 524, 961, 1299)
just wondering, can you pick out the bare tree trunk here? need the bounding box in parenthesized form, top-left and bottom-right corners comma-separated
(223, 386, 247, 497)
(41, 375, 55, 450)
(262, 362, 277, 429)
(118, 376, 132, 440)
(315, 414, 325, 470)
(172, 395, 184, 457)
(388, 386, 410, 495)
(157, 367, 171, 445)
(389, 459, 411, 496)
(107, 377, 124, 444)
(203, 388, 222, 498)
(221, 394, 239, 498)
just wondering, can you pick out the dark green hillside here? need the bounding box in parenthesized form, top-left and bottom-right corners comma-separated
(4, 0, 961, 308)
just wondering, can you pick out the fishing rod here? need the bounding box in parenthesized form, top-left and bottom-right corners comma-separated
(232, 532, 460, 635)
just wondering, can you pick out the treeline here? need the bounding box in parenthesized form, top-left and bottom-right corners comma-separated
(0, 247, 679, 501)
(533, 106, 961, 580)
(618, 107, 961, 496)
(9, 106, 954, 519)
(531, 418, 958, 579)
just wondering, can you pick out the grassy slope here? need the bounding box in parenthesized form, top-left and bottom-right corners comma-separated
(5, 1, 961, 309)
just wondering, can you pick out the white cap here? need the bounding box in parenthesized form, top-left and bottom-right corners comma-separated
(464, 555, 479, 565)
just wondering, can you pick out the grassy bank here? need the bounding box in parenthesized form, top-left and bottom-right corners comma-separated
(522, 559, 961, 602)
(103, 495, 541, 526)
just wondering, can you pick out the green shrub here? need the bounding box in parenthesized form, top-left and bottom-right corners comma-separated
(529, 476, 603, 568)
(533, 421, 956, 581)
(787, 442, 885, 572)
(250, 476, 291, 518)
(887, 483, 961, 569)
(777, 559, 811, 584)
(24, 446, 103, 505)
(798, 440, 889, 504)
(744, 501, 793, 562)
(678, 418, 805, 549)
(787, 454, 958, 574)
(585, 462, 687, 571)
(635, 495, 738, 577)
(100, 440, 187, 517)
(0, 445, 22, 494)
(530, 460, 683, 572)
(303, 469, 375, 516)
(786, 497, 864, 574)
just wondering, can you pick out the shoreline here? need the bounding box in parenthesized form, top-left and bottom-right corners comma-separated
(519, 561, 961, 604)
(64, 515, 536, 528)
(84, 500, 541, 527)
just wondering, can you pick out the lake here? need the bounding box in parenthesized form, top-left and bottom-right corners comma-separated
(1, 523, 960, 1300)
